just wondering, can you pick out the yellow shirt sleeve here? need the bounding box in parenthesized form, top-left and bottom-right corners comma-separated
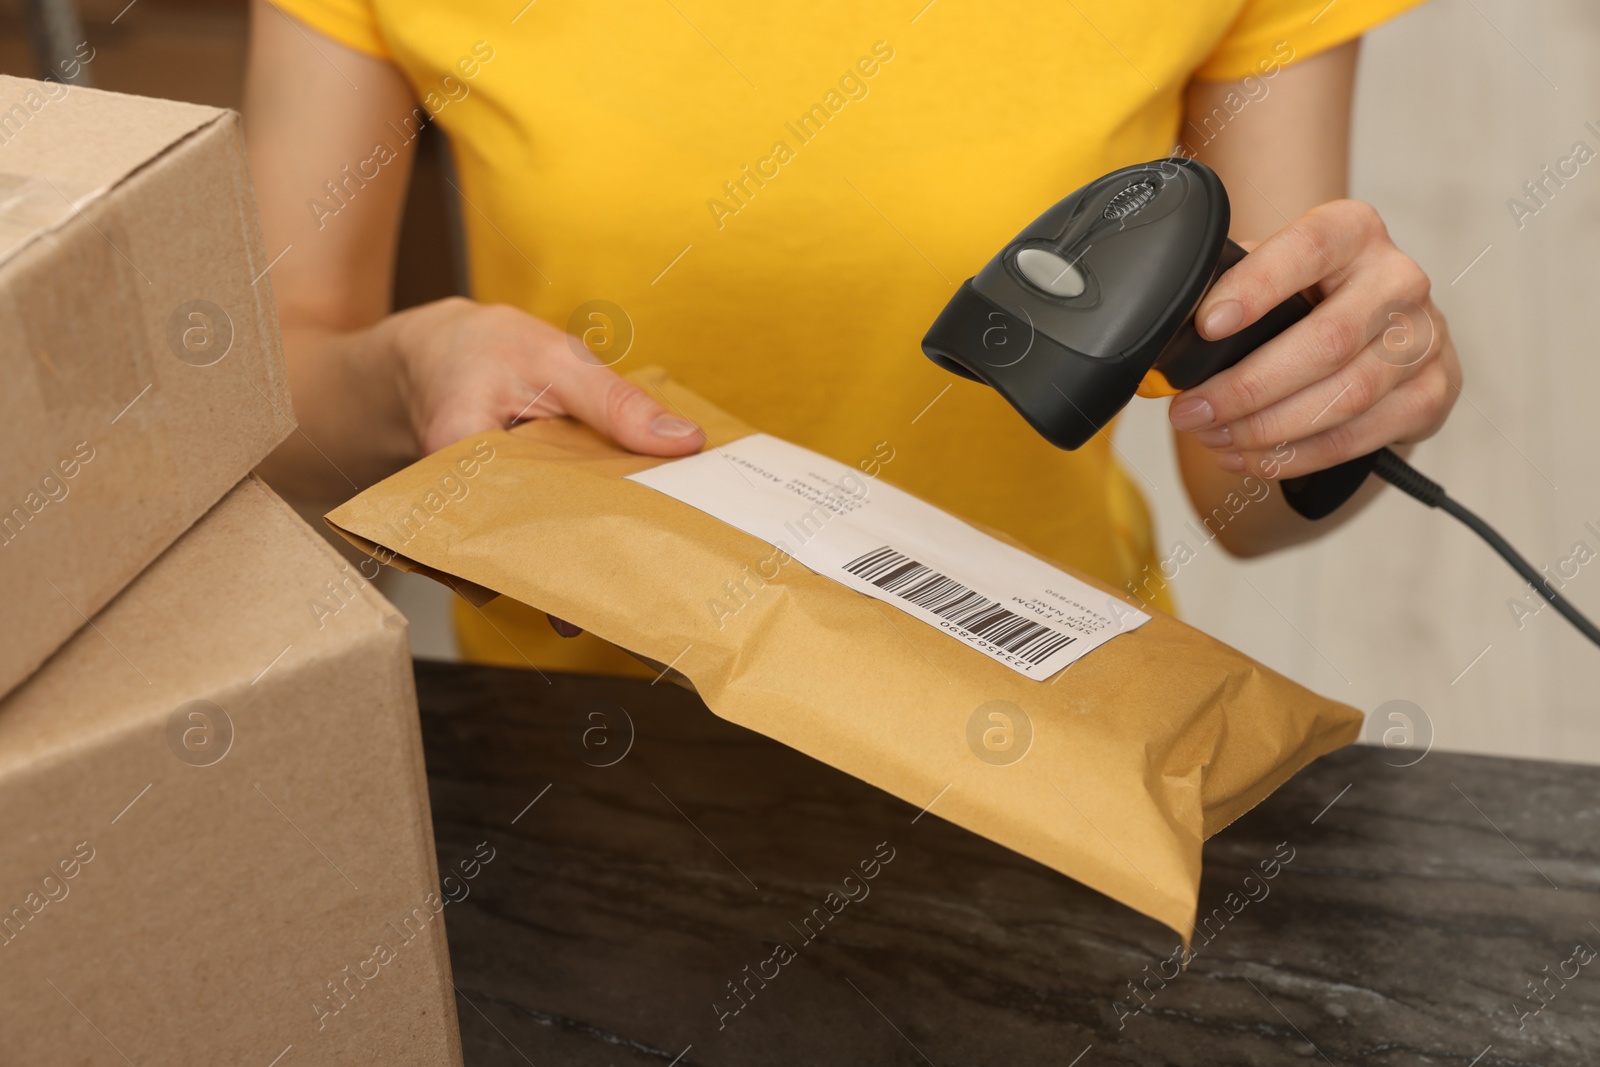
(1196, 0, 1427, 81)
(268, 0, 391, 60)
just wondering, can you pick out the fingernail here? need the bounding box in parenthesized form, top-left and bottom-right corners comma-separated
(652, 414, 701, 438)
(1216, 452, 1246, 472)
(1201, 300, 1243, 338)
(1169, 396, 1215, 432)
(1195, 426, 1232, 449)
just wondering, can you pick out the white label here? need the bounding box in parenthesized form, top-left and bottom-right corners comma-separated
(625, 434, 1149, 679)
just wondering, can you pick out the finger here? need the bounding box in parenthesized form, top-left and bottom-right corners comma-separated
(1196, 199, 1383, 340)
(1219, 363, 1455, 480)
(1204, 325, 1436, 453)
(421, 411, 502, 454)
(1173, 278, 1394, 432)
(421, 374, 563, 454)
(547, 360, 705, 456)
(548, 614, 583, 638)
(421, 380, 520, 454)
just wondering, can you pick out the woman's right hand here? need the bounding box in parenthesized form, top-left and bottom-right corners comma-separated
(389, 297, 702, 642)
(244, 4, 702, 499)
(391, 296, 705, 458)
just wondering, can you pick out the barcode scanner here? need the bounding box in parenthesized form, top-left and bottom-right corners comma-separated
(922, 156, 1600, 649)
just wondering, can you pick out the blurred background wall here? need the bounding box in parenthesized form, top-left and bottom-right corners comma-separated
(1118, 0, 1600, 764)
(7, 0, 1595, 761)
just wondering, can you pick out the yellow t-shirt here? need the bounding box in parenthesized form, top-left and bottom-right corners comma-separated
(274, 0, 1421, 677)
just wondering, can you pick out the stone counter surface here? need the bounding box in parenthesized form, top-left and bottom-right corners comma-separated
(416, 661, 1600, 1066)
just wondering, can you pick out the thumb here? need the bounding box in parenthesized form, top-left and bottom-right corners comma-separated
(553, 365, 705, 456)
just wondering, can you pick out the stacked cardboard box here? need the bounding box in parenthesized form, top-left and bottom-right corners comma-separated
(0, 73, 291, 697)
(0, 76, 462, 1063)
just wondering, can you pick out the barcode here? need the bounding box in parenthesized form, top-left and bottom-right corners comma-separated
(844, 546, 1076, 666)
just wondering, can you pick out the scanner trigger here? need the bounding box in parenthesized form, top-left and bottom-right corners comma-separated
(1135, 368, 1181, 398)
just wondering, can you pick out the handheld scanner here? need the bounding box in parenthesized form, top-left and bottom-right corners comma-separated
(922, 157, 1376, 520)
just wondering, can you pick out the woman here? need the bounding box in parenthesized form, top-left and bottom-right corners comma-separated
(246, 0, 1458, 675)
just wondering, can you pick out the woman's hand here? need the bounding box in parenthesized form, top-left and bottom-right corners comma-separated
(390, 298, 704, 642)
(245, 8, 704, 501)
(1167, 199, 1461, 478)
(392, 296, 704, 457)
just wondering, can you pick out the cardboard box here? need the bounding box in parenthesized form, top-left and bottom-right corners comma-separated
(0, 476, 463, 1065)
(0, 74, 294, 697)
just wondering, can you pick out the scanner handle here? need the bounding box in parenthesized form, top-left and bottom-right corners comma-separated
(1153, 240, 1380, 520)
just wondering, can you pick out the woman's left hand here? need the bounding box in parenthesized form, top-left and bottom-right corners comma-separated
(1167, 198, 1462, 477)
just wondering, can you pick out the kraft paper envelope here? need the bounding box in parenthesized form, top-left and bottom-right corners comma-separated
(327, 368, 1362, 940)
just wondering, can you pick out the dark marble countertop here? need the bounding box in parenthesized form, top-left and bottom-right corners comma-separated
(416, 660, 1600, 1067)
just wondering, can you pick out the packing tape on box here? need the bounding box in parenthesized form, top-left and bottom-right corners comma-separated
(0, 177, 180, 615)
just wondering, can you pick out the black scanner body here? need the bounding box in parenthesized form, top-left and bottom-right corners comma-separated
(922, 157, 1376, 520)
